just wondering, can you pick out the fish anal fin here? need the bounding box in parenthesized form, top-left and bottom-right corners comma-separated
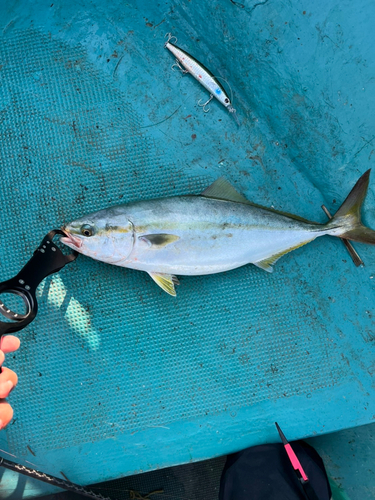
(201, 178, 250, 204)
(253, 258, 276, 273)
(140, 233, 180, 248)
(254, 239, 315, 272)
(149, 272, 180, 296)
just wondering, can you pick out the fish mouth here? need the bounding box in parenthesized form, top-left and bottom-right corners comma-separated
(60, 228, 83, 249)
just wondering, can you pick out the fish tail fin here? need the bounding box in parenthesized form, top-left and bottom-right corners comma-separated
(329, 169, 375, 244)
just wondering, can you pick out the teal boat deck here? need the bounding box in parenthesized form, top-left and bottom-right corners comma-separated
(0, 0, 374, 498)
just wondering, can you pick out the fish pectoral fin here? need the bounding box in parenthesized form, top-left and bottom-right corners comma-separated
(201, 178, 250, 204)
(254, 240, 315, 272)
(139, 233, 180, 248)
(148, 272, 180, 296)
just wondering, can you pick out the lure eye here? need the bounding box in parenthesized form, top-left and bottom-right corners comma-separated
(81, 224, 94, 237)
(224, 98, 230, 104)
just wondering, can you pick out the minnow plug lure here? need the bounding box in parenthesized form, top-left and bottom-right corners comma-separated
(164, 33, 240, 126)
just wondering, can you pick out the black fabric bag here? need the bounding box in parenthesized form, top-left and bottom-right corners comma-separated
(219, 442, 331, 500)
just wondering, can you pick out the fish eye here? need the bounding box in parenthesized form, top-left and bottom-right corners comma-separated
(81, 224, 94, 237)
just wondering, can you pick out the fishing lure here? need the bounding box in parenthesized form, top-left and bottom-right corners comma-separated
(164, 33, 240, 125)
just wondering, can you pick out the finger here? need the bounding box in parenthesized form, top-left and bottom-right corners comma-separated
(0, 400, 13, 429)
(0, 380, 14, 399)
(0, 367, 18, 389)
(0, 335, 20, 354)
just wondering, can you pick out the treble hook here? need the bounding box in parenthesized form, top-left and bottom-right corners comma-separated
(164, 32, 178, 47)
(197, 94, 213, 113)
(171, 59, 188, 74)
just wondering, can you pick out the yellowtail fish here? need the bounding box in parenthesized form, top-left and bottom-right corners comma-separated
(61, 171, 375, 296)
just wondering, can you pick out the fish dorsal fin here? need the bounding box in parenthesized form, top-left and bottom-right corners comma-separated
(202, 178, 319, 224)
(148, 272, 180, 296)
(201, 177, 250, 204)
(139, 234, 180, 248)
(253, 239, 315, 272)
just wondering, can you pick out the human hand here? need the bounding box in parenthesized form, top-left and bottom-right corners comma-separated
(0, 335, 20, 429)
